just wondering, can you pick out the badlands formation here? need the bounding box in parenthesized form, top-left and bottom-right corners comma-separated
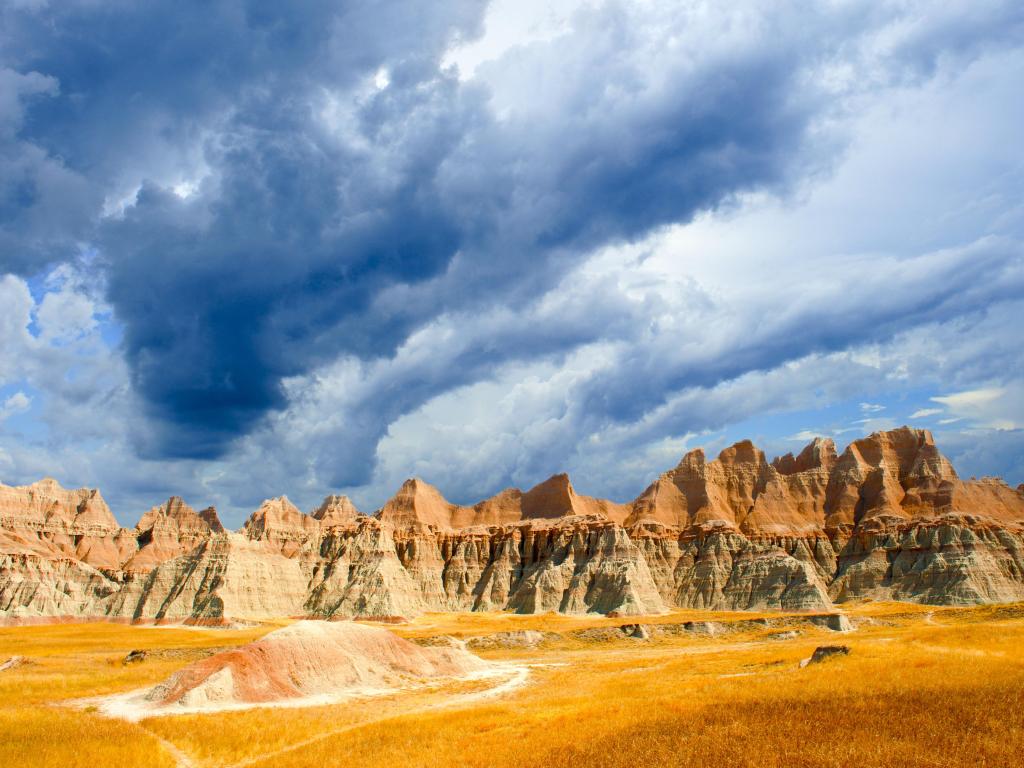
(100, 621, 490, 717)
(1, 427, 1023, 623)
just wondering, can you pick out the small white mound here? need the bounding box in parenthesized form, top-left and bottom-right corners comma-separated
(95, 620, 494, 719)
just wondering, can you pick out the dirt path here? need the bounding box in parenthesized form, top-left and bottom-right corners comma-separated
(140, 727, 195, 768)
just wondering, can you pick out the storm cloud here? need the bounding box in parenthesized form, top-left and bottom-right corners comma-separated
(1, 1, 1023, 521)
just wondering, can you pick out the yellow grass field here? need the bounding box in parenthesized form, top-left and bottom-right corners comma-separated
(1, 603, 1022, 768)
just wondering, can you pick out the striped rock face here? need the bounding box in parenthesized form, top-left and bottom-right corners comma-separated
(147, 621, 488, 708)
(2, 427, 1024, 624)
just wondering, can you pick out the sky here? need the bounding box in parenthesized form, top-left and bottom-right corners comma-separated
(1, 1, 1022, 526)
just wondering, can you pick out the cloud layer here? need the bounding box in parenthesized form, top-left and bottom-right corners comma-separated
(1, 1, 1022, 523)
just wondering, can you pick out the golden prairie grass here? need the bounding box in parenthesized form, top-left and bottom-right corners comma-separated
(0, 622, 272, 768)
(1, 604, 1022, 768)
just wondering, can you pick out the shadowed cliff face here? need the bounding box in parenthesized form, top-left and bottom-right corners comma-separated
(1, 427, 1023, 623)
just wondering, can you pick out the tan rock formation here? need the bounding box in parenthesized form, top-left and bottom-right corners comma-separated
(0, 478, 131, 571)
(199, 507, 225, 532)
(1, 426, 1022, 623)
(631, 522, 836, 611)
(457, 487, 523, 527)
(106, 621, 489, 716)
(501, 515, 666, 614)
(124, 497, 223, 573)
(0, 541, 119, 619)
(377, 479, 460, 529)
(391, 514, 666, 615)
(520, 474, 631, 523)
(312, 495, 360, 527)
(627, 438, 833, 534)
(378, 473, 630, 530)
(306, 517, 428, 619)
(112, 533, 311, 623)
(242, 497, 320, 557)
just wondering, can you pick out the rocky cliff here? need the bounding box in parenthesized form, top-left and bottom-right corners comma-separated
(1, 427, 1022, 623)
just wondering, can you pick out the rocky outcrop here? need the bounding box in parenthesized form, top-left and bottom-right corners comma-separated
(0, 478, 133, 571)
(378, 474, 630, 530)
(384, 513, 666, 615)
(830, 515, 1024, 605)
(0, 540, 119, 619)
(306, 517, 427, 619)
(465, 630, 559, 650)
(102, 621, 490, 717)
(377, 479, 458, 529)
(241, 497, 320, 558)
(312, 495, 360, 527)
(518, 474, 631, 523)
(803, 645, 851, 666)
(630, 523, 835, 611)
(124, 497, 224, 573)
(110, 534, 311, 623)
(1, 427, 1022, 623)
(627, 437, 837, 534)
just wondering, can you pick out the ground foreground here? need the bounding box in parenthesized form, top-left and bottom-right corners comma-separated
(1, 603, 1022, 768)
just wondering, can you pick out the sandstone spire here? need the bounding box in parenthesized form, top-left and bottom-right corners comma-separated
(377, 479, 459, 529)
(312, 494, 360, 527)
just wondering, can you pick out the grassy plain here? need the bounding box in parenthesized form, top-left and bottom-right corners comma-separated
(1, 603, 1022, 768)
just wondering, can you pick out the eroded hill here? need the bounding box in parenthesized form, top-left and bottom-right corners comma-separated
(2, 427, 1023, 623)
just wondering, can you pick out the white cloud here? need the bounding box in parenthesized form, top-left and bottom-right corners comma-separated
(860, 403, 886, 413)
(36, 289, 97, 345)
(930, 386, 1022, 429)
(172, 180, 198, 199)
(442, 0, 585, 79)
(0, 274, 39, 387)
(787, 430, 823, 442)
(910, 407, 943, 418)
(932, 387, 1005, 409)
(0, 391, 30, 422)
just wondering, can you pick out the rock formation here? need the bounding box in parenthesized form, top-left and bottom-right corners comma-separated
(102, 621, 489, 716)
(312, 495, 360, 527)
(1, 427, 1023, 623)
(803, 645, 851, 667)
(124, 497, 224, 573)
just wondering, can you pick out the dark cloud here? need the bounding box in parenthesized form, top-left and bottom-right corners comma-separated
(2, 0, 1023, 489)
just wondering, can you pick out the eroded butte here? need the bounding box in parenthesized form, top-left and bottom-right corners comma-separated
(2, 426, 1023, 624)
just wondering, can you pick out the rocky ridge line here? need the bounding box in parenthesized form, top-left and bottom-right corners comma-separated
(1, 427, 1022, 623)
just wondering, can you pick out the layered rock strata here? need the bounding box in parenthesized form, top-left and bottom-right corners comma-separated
(101, 621, 489, 717)
(1, 427, 1022, 623)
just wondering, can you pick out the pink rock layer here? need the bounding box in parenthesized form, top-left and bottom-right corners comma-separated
(144, 621, 487, 709)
